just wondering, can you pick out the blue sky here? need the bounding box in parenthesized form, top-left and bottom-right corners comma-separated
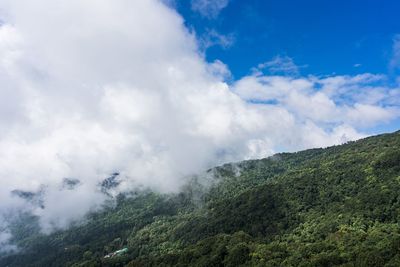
(172, 0, 400, 134)
(175, 0, 400, 80)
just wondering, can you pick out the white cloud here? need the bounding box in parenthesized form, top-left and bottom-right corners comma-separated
(199, 29, 235, 50)
(191, 0, 229, 18)
(390, 34, 400, 72)
(207, 59, 232, 81)
(345, 104, 398, 127)
(232, 73, 400, 128)
(255, 56, 305, 76)
(0, 0, 398, 250)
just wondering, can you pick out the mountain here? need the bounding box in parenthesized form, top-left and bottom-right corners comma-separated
(1, 131, 400, 267)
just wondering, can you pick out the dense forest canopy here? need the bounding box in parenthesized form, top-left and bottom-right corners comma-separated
(1, 130, 400, 266)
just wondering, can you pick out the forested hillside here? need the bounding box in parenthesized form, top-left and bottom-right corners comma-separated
(1, 131, 400, 267)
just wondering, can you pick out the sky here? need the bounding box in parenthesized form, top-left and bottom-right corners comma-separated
(0, 0, 399, 251)
(176, 0, 400, 79)
(173, 0, 400, 134)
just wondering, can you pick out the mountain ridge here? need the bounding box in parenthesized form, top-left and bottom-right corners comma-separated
(1, 130, 400, 267)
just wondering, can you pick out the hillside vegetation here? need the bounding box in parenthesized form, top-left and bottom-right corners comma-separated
(1, 131, 400, 266)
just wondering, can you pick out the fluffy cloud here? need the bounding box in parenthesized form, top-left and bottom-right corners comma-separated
(0, 0, 398, 250)
(233, 73, 399, 128)
(191, 0, 229, 18)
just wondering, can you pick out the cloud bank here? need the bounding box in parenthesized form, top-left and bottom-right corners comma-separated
(0, 0, 399, 251)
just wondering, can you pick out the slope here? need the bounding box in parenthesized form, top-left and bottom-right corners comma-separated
(1, 130, 400, 266)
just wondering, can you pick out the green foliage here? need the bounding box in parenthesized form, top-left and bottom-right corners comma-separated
(1, 130, 400, 266)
